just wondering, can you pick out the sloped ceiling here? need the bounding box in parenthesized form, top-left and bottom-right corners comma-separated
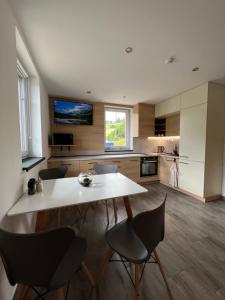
(10, 0, 225, 104)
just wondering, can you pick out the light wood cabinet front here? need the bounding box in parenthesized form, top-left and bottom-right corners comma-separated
(133, 103, 155, 137)
(180, 83, 208, 109)
(48, 160, 80, 177)
(166, 113, 180, 136)
(79, 160, 102, 173)
(48, 156, 141, 182)
(155, 95, 181, 118)
(179, 103, 207, 162)
(179, 160, 205, 197)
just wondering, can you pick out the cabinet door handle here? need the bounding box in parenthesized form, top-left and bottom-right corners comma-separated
(180, 155, 189, 158)
(61, 163, 72, 166)
(130, 159, 139, 162)
(179, 162, 189, 165)
(112, 160, 121, 163)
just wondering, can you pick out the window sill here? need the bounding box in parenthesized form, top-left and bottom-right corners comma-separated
(22, 157, 45, 172)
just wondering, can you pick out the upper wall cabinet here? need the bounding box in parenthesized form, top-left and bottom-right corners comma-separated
(166, 113, 180, 136)
(132, 103, 155, 138)
(180, 83, 208, 109)
(155, 95, 181, 117)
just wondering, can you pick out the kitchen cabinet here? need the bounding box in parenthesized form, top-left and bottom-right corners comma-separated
(180, 83, 208, 109)
(179, 160, 205, 197)
(166, 113, 180, 136)
(179, 103, 207, 162)
(132, 103, 155, 137)
(48, 160, 80, 177)
(155, 95, 180, 117)
(79, 160, 102, 173)
(178, 82, 225, 201)
(48, 157, 142, 181)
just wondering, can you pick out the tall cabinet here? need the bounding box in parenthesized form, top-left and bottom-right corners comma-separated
(179, 83, 225, 201)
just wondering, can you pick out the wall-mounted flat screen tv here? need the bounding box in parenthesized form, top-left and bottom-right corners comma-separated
(54, 99, 93, 125)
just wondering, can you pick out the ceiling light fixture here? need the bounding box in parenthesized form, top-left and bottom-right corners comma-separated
(86, 90, 92, 94)
(123, 96, 126, 99)
(125, 47, 133, 54)
(164, 56, 176, 64)
(192, 67, 200, 72)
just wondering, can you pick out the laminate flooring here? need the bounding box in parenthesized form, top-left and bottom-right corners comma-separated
(19, 183, 225, 300)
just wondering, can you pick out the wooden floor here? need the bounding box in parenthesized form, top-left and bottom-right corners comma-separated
(18, 183, 225, 300)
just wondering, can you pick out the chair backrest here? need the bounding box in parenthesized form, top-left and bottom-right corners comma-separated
(94, 164, 118, 175)
(132, 194, 167, 255)
(0, 227, 75, 286)
(39, 166, 68, 180)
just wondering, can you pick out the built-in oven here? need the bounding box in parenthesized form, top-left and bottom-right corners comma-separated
(140, 156, 158, 177)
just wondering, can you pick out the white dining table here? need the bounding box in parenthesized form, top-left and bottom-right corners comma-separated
(7, 173, 148, 231)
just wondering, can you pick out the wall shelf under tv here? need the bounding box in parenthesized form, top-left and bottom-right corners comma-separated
(48, 145, 76, 151)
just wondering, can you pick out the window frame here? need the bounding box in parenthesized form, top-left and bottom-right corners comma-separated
(17, 59, 30, 159)
(104, 106, 132, 151)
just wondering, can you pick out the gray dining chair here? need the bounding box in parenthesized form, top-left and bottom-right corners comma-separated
(94, 164, 118, 225)
(0, 227, 95, 300)
(99, 194, 173, 300)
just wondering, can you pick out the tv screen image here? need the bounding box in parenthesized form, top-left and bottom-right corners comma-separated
(54, 100, 93, 125)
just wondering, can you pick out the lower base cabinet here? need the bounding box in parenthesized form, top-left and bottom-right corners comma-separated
(178, 160, 205, 197)
(48, 157, 141, 182)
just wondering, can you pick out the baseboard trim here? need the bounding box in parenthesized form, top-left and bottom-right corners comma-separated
(160, 182, 221, 203)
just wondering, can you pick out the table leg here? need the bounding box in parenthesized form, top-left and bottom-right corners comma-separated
(35, 210, 49, 232)
(123, 196, 133, 219)
(16, 284, 32, 300)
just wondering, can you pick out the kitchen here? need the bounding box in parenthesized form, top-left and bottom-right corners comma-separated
(48, 82, 225, 203)
(2, 1, 225, 299)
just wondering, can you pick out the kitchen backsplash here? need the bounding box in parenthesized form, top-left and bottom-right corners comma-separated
(133, 137, 180, 154)
(51, 137, 180, 156)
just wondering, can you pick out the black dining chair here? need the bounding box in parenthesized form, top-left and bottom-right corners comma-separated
(0, 227, 95, 300)
(39, 166, 68, 180)
(99, 194, 173, 300)
(94, 164, 118, 225)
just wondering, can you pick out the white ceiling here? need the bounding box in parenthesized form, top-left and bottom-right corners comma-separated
(10, 0, 225, 105)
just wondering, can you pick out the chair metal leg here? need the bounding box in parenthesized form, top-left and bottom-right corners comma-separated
(98, 249, 113, 284)
(154, 250, 174, 300)
(65, 281, 70, 300)
(105, 200, 109, 226)
(135, 264, 141, 300)
(81, 261, 95, 287)
(112, 199, 118, 224)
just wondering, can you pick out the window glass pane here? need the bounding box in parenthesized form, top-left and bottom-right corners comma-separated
(105, 108, 130, 149)
(18, 76, 29, 157)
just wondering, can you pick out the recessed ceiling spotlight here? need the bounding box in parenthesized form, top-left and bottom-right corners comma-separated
(123, 96, 126, 98)
(164, 56, 176, 64)
(86, 90, 92, 94)
(192, 67, 200, 72)
(125, 47, 133, 54)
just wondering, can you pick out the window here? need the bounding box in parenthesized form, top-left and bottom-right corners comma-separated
(17, 60, 30, 158)
(105, 107, 131, 150)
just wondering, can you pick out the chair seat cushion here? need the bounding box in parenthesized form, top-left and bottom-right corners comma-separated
(105, 220, 148, 263)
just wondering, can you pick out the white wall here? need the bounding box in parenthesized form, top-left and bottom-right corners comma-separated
(0, 0, 50, 298)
